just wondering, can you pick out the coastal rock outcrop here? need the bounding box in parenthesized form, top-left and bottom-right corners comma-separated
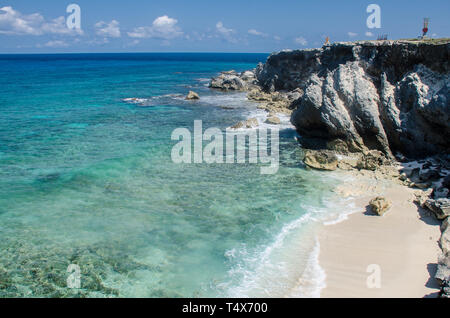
(209, 70, 257, 91)
(255, 40, 450, 158)
(424, 198, 450, 220)
(303, 150, 338, 171)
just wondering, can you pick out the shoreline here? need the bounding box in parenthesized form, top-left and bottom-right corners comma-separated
(318, 170, 442, 298)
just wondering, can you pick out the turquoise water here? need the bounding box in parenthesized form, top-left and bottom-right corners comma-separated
(0, 53, 344, 297)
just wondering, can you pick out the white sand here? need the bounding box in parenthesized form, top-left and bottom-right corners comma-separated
(319, 171, 442, 298)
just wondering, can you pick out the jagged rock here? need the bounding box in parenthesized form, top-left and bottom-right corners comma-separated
(436, 253, 450, 284)
(247, 88, 272, 101)
(255, 41, 450, 158)
(231, 118, 259, 129)
(433, 186, 449, 199)
(356, 150, 387, 171)
(240, 70, 256, 82)
(411, 182, 432, 189)
(326, 139, 349, 153)
(443, 175, 450, 189)
(424, 198, 450, 219)
(442, 217, 449, 232)
(413, 188, 433, 207)
(210, 73, 247, 91)
(286, 88, 303, 102)
(265, 116, 281, 125)
(303, 150, 338, 171)
(418, 169, 441, 182)
(185, 91, 200, 100)
(369, 196, 392, 216)
(440, 218, 450, 254)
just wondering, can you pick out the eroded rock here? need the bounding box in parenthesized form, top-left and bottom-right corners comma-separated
(369, 196, 392, 216)
(303, 150, 338, 171)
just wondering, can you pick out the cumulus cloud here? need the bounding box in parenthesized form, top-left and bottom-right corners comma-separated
(127, 15, 183, 39)
(348, 32, 358, 38)
(0, 6, 82, 36)
(248, 29, 267, 37)
(95, 20, 120, 38)
(294, 36, 308, 46)
(216, 21, 236, 43)
(365, 31, 374, 37)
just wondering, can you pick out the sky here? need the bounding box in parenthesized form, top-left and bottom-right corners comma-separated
(0, 0, 449, 53)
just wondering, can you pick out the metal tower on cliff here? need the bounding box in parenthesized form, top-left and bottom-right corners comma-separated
(422, 18, 429, 38)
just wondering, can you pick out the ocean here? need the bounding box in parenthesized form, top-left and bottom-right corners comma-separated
(0, 53, 353, 297)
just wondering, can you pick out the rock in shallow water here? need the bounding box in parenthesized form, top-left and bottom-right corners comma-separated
(185, 91, 200, 100)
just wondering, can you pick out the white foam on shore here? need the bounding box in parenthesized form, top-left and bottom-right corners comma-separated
(219, 213, 318, 298)
(286, 238, 326, 298)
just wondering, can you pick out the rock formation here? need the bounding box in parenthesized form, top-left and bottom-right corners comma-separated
(185, 91, 200, 100)
(369, 196, 392, 216)
(255, 40, 449, 158)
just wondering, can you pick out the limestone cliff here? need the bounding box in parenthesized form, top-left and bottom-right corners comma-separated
(255, 40, 450, 158)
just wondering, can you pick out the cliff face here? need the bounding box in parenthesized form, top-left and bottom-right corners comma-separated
(256, 41, 450, 158)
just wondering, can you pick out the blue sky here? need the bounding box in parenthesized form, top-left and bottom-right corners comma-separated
(0, 0, 449, 53)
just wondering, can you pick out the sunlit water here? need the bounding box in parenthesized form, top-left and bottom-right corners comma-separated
(0, 53, 351, 297)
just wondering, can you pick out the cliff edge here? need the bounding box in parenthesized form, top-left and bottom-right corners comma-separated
(256, 40, 449, 158)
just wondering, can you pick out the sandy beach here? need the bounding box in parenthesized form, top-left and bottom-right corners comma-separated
(319, 170, 442, 298)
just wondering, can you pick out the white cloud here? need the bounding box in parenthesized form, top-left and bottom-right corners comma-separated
(365, 31, 374, 37)
(348, 32, 358, 38)
(127, 15, 183, 39)
(216, 21, 236, 43)
(0, 6, 43, 35)
(38, 40, 69, 48)
(274, 35, 281, 41)
(0, 6, 82, 36)
(95, 20, 120, 38)
(294, 36, 308, 46)
(248, 29, 267, 37)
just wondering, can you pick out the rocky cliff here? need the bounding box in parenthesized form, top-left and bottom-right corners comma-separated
(255, 40, 450, 158)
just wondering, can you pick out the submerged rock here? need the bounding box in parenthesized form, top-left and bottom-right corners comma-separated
(369, 196, 392, 216)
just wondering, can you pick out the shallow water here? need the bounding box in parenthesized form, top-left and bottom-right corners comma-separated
(0, 53, 348, 297)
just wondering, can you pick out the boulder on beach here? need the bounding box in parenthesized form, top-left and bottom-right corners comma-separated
(424, 198, 450, 220)
(369, 196, 392, 216)
(185, 91, 200, 100)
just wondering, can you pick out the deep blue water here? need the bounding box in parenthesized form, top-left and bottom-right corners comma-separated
(0, 53, 342, 297)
